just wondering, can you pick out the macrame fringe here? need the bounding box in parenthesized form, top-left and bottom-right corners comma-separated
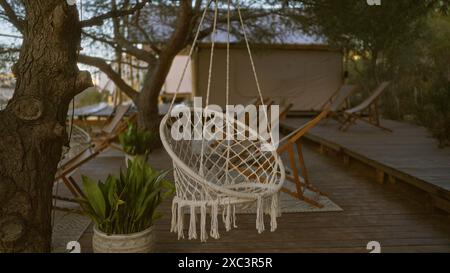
(256, 196, 265, 234)
(177, 201, 185, 239)
(170, 198, 178, 233)
(270, 193, 279, 232)
(170, 193, 278, 241)
(210, 201, 220, 239)
(189, 205, 197, 240)
(225, 203, 231, 231)
(200, 203, 208, 242)
(232, 204, 237, 228)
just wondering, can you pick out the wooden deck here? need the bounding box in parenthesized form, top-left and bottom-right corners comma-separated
(281, 117, 450, 212)
(76, 141, 450, 253)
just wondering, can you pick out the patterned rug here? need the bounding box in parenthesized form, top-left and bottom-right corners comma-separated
(180, 184, 342, 215)
(51, 210, 91, 253)
(236, 188, 342, 214)
(51, 181, 91, 253)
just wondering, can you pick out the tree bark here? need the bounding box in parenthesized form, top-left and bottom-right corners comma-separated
(138, 53, 178, 132)
(0, 1, 91, 252)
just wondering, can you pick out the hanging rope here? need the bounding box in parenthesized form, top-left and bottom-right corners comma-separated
(199, 0, 219, 176)
(224, 0, 231, 185)
(160, 0, 286, 242)
(236, 0, 274, 147)
(205, 0, 219, 107)
(236, 0, 265, 108)
(168, 0, 213, 114)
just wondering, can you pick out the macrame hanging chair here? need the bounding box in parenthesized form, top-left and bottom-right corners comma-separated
(160, 0, 285, 242)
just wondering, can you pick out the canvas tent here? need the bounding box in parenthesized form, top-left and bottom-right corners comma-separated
(194, 43, 343, 112)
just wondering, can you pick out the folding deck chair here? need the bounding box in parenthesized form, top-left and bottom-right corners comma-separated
(339, 81, 391, 132)
(276, 107, 330, 207)
(226, 99, 326, 207)
(327, 85, 359, 115)
(226, 107, 329, 208)
(53, 105, 135, 211)
(93, 104, 132, 141)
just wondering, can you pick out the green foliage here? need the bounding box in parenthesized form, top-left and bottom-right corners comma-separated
(119, 122, 158, 156)
(290, 1, 450, 147)
(377, 15, 450, 147)
(416, 83, 450, 148)
(79, 157, 174, 234)
(293, 0, 431, 53)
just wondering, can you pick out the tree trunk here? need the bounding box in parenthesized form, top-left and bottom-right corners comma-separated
(137, 52, 178, 132)
(137, 0, 193, 133)
(0, 1, 91, 252)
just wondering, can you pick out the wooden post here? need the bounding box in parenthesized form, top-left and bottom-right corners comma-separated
(287, 144, 302, 198)
(388, 175, 396, 185)
(319, 144, 326, 155)
(376, 169, 385, 184)
(343, 154, 350, 166)
(296, 140, 309, 185)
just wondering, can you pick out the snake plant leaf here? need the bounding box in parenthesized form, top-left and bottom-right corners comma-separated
(79, 157, 172, 234)
(82, 175, 106, 220)
(135, 190, 159, 220)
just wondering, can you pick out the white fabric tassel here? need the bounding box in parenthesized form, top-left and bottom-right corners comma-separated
(225, 203, 231, 231)
(256, 196, 265, 234)
(170, 198, 178, 233)
(270, 193, 279, 232)
(188, 205, 197, 240)
(210, 202, 220, 239)
(222, 204, 227, 225)
(177, 202, 184, 239)
(232, 205, 237, 228)
(200, 203, 208, 242)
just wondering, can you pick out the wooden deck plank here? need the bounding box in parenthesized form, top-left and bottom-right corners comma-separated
(75, 144, 450, 253)
(281, 118, 450, 194)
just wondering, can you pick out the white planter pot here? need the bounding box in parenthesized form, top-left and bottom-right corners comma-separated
(92, 226, 154, 253)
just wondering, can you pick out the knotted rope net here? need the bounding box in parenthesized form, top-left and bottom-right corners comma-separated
(160, 0, 285, 242)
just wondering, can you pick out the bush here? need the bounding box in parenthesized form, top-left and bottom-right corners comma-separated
(416, 83, 450, 147)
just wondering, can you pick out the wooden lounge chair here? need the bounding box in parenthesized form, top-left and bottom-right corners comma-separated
(226, 106, 329, 208)
(276, 107, 330, 207)
(328, 85, 359, 114)
(53, 105, 135, 212)
(339, 81, 391, 132)
(93, 104, 132, 141)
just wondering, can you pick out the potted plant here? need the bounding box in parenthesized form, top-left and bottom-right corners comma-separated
(78, 157, 174, 253)
(119, 123, 157, 166)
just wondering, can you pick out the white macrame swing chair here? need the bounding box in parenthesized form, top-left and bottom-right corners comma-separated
(160, 0, 285, 242)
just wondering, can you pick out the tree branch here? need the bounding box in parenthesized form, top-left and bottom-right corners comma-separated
(83, 31, 157, 64)
(0, 0, 24, 32)
(80, 0, 149, 28)
(78, 54, 139, 101)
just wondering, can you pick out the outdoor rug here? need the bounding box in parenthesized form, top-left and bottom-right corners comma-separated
(181, 183, 342, 215)
(51, 181, 91, 253)
(51, 210, 91, 253)
(236, 182, 342, 214)
(175, 182, 341, 214)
